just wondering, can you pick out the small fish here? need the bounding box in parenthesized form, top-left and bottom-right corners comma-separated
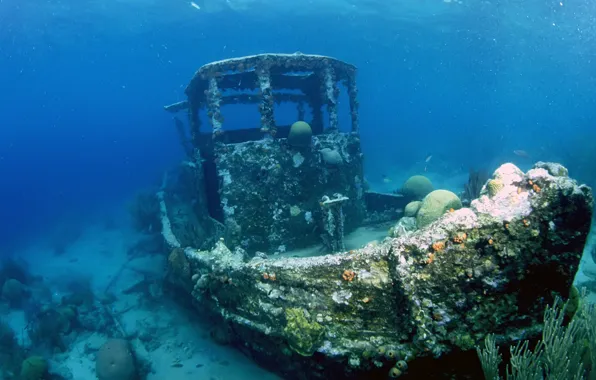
(425, 155, 433, 163)
(171, 362, 183, 368)
(381, 174, 392, 184)
(513, 150, 530, 158)
(190, 1, 201, 10)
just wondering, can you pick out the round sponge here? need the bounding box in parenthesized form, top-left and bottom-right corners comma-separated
(401, 175, 433, 200)
(96, 339, 137, 380)
(288, 121, 312, 147)
(416, 190, 462, 228)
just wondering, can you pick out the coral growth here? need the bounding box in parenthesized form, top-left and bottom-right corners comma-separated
(462, 168, 489, 205)
(404, 201, 422, 217)
(486, 179, 504, 197)
(477, 295, 595, 380)
(416, 189, 462, 228)
(96, 339, 137, 380)
(288, 121, 312, 148)
(401, 175, 434, 201)
(283, 308, 325, 356)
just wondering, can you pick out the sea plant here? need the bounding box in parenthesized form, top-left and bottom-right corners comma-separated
(477, 292, 596, 379)
(462, 168, 489, 206)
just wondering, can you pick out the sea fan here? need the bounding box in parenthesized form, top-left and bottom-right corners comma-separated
(462, 169, 489, 206)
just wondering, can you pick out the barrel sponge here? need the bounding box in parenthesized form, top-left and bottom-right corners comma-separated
(96, 339, 137, 380)
(416, 190, 462, 228)
(401, 175, 433, 200)
(288, 121, 312, 147)
(404, 201, 422, 217)
(20, 356, 48, 380)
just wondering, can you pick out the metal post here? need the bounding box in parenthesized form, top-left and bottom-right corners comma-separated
(257, 68, 276, 137)
(323, 66, 339, 132)
(297, 101, 305, 122)
(205, 77, 223, 139)
(346, 71, 360, 134)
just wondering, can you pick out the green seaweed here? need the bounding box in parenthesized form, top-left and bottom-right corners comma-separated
(283, 308, 325, 356)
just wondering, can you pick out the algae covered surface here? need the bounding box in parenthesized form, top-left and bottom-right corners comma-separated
(168, 162, 593, 379)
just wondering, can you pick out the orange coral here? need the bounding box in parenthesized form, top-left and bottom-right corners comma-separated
(523, 219, 531, 227)
(452, 232, 467, 244)
(532, 184, 541, 193)
(432, 241, 445, 252)
(342, 270, 356, 281)
(488, 238, 494, 245)
(425, 253, 435, 264)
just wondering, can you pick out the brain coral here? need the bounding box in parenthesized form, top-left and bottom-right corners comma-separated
(96, 339, 137, 380)
(401, 175, 433, 200)
(416, 190, 463, 228)
(288, 121, 312, 147)
(404, 201, 422, 217)
(486, 179, 504, 197)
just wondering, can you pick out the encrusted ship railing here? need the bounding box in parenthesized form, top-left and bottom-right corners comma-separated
(164, 53, 359, 144)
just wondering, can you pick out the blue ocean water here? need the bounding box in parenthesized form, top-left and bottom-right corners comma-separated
(2, 0, 595, 249)
(0, 0, 595, 379)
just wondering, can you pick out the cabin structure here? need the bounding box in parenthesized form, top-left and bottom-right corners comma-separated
(163, 53, 400, 254)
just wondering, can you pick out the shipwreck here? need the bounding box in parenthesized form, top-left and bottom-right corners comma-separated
(160, 53, 593, 379)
